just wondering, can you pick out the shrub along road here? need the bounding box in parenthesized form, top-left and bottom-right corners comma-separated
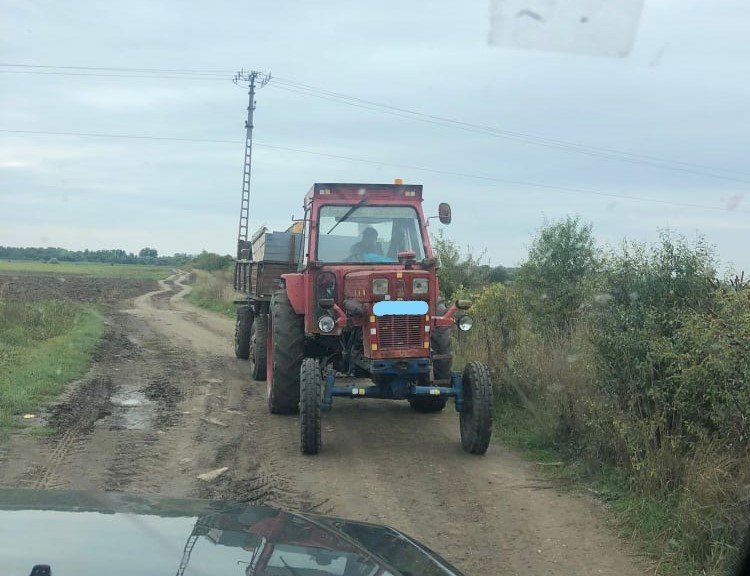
(0, 273, 648, 576)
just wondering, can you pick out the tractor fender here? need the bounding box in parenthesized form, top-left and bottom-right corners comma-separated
(282, 273, 306, 314)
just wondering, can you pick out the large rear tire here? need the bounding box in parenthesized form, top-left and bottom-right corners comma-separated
(267, 290, 304, 414)
(408, 395, 447, 413)
(299, 358, 322, 455)
(409, 302, 451, 413)
(234, 307, 252, 359)
(459, 362, 493, 455)
(250, 314, 268, 381)
(432, 301, 453, 381)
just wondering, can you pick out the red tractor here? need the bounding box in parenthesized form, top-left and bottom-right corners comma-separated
(235, 182, 492, 455)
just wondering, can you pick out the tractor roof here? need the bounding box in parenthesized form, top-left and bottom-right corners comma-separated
(305, 183, 423, 204)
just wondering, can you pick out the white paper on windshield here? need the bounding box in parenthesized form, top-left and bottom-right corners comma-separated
(489, 0, 644, 58)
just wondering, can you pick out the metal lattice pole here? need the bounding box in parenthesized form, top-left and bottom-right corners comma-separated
(233, 69, 271, 257)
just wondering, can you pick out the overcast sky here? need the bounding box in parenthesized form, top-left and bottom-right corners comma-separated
(1, 1, 748, 270)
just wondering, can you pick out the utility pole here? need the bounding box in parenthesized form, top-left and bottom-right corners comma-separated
(233, 69, 271, 258)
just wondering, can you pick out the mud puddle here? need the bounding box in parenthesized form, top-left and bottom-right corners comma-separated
(96, 386, 156, 431)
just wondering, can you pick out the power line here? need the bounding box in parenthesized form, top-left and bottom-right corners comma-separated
(0, 70, 228, 81)
(0, 63, 233, 75)
(2, 62, 748, 184)
(0, 128, 238, 144)
(269, 78, 750, 184)
(1, 62, 747, 183)
(1, 127, 746, 215)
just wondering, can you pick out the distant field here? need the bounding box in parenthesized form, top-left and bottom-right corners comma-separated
(0, 260, 171, 280)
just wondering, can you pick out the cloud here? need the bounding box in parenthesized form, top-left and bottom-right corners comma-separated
(0, 0, 748, 270)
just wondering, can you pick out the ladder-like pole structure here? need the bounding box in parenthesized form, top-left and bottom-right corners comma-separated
(233, 69, 271, 258)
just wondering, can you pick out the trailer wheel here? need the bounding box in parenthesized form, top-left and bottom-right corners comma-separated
(299, 357, 322, 455)
(234, 307, 252, 359)
(459, 362, 493, 455)
(267, 290, 304, 414)
(250, 314, 268, 381)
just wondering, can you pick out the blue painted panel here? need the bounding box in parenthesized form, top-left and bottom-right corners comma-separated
(373, 300, 428, 316)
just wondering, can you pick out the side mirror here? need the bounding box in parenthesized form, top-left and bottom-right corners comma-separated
(438, 203, 452, 224)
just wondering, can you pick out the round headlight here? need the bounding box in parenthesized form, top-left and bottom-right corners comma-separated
(412, 278, 428, 294)
(372, 278, 389, 295)
(318, 315, 336, 333)
(457, 314, 474, 332)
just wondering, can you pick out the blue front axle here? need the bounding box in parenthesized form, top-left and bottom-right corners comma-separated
(321, 358, 465, 412)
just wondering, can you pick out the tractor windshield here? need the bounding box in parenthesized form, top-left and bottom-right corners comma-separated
(317, 205, 426, 263)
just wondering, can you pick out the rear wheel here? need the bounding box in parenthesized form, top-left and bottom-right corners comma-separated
(409, 302, 452, 413)
(408, 395, 447, 413)
(431, 310, 453, 381)
(459, 362, 493, 455)
(234, 307, 252, 359)
(250, 314, 268, 381)
(267, 290, 304, 414)
(299, 358, 322, 455)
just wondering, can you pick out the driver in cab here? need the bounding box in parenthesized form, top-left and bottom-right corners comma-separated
(349, 227, 382, 262)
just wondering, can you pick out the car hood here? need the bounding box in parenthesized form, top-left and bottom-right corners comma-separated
(0, 489, 463, 576)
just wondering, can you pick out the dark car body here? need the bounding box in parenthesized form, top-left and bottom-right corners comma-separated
(0, 489, 464, 576)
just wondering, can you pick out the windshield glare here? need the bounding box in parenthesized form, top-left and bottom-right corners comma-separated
(317, 205, 426, 263)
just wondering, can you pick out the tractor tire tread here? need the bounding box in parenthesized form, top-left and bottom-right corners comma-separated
(432, 301, 452, 381)
(234, 307, 252, 359)
(268, 290, 304, 414)
(299, 357, 322, 455)
(408, 396, 448, 413)
(460, 361, 493, 455)
(251, 314, 268, 381)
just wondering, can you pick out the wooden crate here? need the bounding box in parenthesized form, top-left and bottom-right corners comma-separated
(251, 229, 302, 263)
(233, 260, 252, 294)
(250, 262, 297, 297)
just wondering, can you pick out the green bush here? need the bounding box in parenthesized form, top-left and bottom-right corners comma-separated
(515, 216, 598, 334)
(459, 222, 749, 575)
(187, 269, 237, 317)
(432, 230, 512, 300)
(190, 251, 233, 271)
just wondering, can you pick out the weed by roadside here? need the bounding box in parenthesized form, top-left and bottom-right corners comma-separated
(441, 223, 750, 576)
(187, 268, 238, 318)
(0, 301, 104, 437)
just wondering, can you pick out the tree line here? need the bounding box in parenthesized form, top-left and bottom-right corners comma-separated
(0, 245, 194, 266)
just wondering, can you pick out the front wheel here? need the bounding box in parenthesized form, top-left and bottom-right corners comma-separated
(459, 362, 493, 455)
(299, 358, 322, 455)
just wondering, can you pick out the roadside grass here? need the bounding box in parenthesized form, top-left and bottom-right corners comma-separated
(489, 398, 697, 574)
(0, 300, 104, 438)
(0, 260, 171, 280)
(187, 268, 238, 318)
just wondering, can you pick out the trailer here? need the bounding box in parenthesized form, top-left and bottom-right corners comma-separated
(233, 224, 303, 380)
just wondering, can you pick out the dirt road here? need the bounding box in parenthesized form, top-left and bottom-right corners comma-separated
(0, 273, 649, 575)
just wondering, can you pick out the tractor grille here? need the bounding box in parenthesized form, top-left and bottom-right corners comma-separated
(376, 315, 423, 350)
